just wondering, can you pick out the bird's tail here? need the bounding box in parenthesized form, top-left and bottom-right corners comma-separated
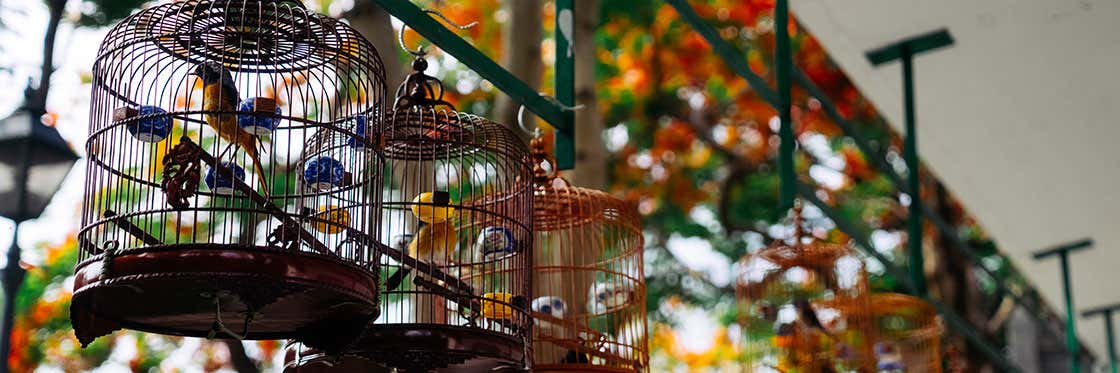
(239, 135, 269, 196)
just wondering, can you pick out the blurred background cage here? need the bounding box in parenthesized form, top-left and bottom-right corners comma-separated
(283, 51, 534, 372)
(72, 0, 388, 352)
(527, 135, 648, 372)
(867, 293, 942, 373)
(735, 203, 876, 372)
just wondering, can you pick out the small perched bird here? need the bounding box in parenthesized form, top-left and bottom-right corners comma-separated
(386, 222, 457, 291)
(188, 61, 268, 194)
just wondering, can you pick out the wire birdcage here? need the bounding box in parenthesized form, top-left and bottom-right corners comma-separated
(735, 202, 876, 372)
(526, 135, 648, 372)
(867, 293, 941, 373)
(281, 54, 534, 372)
(72, 0, 388, 352)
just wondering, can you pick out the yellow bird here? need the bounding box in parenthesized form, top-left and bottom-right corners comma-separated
(188, 61, 268, 195)
(408, 222, 458, 264)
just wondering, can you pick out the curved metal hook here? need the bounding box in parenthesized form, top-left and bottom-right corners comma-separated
(517, 94, 585, 137)
(398, 9, 479, 56)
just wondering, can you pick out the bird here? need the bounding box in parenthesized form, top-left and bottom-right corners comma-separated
(188, 61, 268, 195)
(386, 221, 457, 291)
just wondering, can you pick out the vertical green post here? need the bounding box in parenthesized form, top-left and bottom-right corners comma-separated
(554, 0, 575, 169)
(866, 29, 953, 297)
(1082, 304, 1120, 373)
(900, 50, 926, 297)
(1107, 312, 1117, 373)
(1033, 238, 1092, 373)
(1060, 252, 1080, 373)
(774, 0, 795, 210)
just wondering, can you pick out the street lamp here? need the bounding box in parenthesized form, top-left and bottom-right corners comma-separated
(0, 106, 79, 372)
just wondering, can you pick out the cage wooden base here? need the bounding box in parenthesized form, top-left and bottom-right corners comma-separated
(70, 245, 379, 352)
(283, 342, 390, 373)
(329, 320, 526, 369)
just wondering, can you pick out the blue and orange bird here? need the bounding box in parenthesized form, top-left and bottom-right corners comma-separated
(188, 61, 269, 194)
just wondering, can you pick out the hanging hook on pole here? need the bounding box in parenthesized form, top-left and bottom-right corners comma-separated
(516, 94, 584, 138)
(398, 9, 479, 56)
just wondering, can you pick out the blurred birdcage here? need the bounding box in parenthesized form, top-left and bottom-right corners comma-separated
(526, 135, 648, 372)
(735, 202, 876, 372)
(72, 0, 388, 353)
(867, 293, 941, 373)
(282, 54, 534, 372)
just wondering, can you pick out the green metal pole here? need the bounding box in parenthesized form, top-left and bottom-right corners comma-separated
(1060, 252, 1081, 373)
(900, 49, 926, 297)
(1107, 312, 1116, 373)
(775, 0, 795, 210)
(1035, 239, 1092, 373)
(554, 0, 575, 169)
(1082, 304, 1120, 373)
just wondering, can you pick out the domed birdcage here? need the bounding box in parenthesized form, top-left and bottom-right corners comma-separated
(72, 0, 388, 352)
(284, 51, 534, 371)
(866, 293, 941, 373)
(735, 202, 876, 372)
(526, 135, 648, 372)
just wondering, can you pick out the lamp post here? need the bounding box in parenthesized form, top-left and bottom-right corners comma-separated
(1033, 238, 1094, 373)
(0, 104, 78, 372)
(864, 29, 954, 297)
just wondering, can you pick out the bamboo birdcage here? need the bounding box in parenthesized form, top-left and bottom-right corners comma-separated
(735, 203, 876, 372)
(527, 135, 648, 372)
(285, 56, 534, 372)
(868, 293, 941, 373)
(72, 0, 388, 353)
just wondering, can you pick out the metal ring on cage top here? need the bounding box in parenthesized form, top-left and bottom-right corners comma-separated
(398, 9, 479, 56)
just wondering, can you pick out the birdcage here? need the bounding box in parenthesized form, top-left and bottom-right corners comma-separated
(525, 135, 648, 372)
(735, 203, 876, 372)
(278, 54, 534, 372)
(72, 0, 388, 352)
(866, 293, 941, 373)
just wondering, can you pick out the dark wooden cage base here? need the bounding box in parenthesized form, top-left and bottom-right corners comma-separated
(70, 245, 380, 353)
(283, 324, 526, 373)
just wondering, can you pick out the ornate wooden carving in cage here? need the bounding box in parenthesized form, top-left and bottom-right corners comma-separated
(735, 203, 876, 372)
(865, 293, 941, 373)
(72, 0, 388, 352)
(284, 56, 534, 372)
(526, 136, 648, 372)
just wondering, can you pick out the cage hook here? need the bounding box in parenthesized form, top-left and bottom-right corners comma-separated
(398, 9, 479, 57)
(516, 94, 584, 137)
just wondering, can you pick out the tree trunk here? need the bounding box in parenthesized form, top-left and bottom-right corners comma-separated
(346, 2, 405, 90)
(565, 0, 605, 189)
(492, 0, 542, 139)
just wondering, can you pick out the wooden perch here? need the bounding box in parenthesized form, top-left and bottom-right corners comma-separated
(104, 209, 164, 246)
(182, 137, 332, 255)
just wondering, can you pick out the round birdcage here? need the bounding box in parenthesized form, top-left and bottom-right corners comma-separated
(72, 0, 388, 352)
(867, 293, 941, 373)
(282, 56, 534, 372)
(735, 203, 876, 372)
(526, 136, 648, 372)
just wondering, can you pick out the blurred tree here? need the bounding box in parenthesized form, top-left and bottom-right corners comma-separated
(492, 0, 542, 139)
